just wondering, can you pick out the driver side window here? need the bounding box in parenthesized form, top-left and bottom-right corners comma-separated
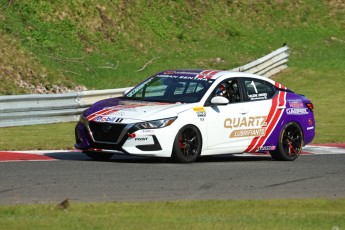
(213, 79, 241, 103)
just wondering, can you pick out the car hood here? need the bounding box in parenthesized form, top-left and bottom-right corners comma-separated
(84, 98, 192, 123)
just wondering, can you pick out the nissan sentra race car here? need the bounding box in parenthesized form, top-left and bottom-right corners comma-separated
(75, 69, 315, 163)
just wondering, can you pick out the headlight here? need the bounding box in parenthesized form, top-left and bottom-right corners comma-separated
(134, 117, 177, 130)
(79, 114, 88, 125)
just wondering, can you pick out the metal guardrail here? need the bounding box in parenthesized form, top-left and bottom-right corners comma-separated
(230, 45, 289, 77)
(0, 88, 130, 127)
(0, 46, 289, 128)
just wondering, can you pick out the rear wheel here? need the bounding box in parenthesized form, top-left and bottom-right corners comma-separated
(171, 125, 202, 163)
(270, 122, 303, 161)
(83, 151, 114, 161)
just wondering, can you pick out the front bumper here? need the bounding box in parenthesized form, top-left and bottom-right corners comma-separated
(74, 121, 173, 157)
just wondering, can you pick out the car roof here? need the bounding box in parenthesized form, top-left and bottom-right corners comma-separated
(157, 69, 278, 85)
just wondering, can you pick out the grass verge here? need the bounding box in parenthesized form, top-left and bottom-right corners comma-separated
(0, 199, 344, 230)
(0, 123, 75, 150)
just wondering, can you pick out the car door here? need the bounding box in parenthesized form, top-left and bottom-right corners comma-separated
(241, 78, 280, 153)
(203, 78, 250, 154)
(203, 77, 277, 155)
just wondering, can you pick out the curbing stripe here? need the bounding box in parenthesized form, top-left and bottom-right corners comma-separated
(0, 144, 344, 162)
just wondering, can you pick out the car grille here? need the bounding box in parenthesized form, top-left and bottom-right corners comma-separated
(88, 121, 127, 143)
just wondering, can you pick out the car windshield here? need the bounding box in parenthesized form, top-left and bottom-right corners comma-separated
(124, 74, 214, 103)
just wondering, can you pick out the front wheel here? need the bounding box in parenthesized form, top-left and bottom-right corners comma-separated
(171, 125, 202, 163)
(270, 122, 304, 161)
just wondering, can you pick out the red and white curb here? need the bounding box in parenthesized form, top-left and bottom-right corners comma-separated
(0, 144, 344, 162)
(0, 150, 80, 162)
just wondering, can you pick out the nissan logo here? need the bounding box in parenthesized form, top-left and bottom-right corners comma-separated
(102, 123, 113, 133)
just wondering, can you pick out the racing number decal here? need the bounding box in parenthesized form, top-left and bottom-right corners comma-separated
(245, 90, 287, 152)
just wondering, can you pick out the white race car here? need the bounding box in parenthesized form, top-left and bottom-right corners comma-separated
(75, 69, 315, 162)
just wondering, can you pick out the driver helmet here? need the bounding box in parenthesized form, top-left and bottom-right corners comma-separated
(215, 83, 228, 96)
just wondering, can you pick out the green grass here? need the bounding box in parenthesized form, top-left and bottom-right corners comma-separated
(0, 123, 76, 150)
(0, 0, 343, 92)
(0, 0, 344, 148)
(0, 199, 344, 230)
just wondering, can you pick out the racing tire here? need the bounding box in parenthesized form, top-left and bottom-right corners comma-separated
(270, 122, 303, 161)
(171, 125, 202, 163)
(83, 151, 114, 161)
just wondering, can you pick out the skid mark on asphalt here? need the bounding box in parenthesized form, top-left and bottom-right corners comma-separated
(0, 144, 344, 162)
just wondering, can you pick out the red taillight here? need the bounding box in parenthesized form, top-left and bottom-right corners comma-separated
(306, 103, 314, 111)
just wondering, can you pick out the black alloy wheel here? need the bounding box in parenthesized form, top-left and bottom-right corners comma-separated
(270, 122, 303, 161)
(172, 125, 202, 163)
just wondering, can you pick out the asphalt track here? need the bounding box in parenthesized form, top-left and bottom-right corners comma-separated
(0, 144, 344, 205)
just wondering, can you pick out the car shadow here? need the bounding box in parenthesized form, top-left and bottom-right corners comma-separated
(198, 154, 273, 162)
(44, 151, 273, 163)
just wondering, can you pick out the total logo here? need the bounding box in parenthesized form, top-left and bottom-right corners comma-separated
(224, 116, 268, 128)
(224, 116, 268, 138)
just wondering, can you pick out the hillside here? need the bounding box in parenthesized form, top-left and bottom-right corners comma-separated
(0, 0, 344, 145)
(0, 0, 343, 95)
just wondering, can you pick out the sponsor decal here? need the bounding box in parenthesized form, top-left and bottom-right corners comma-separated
(193, 106, 206, 117)
(256, 146, 276, 151)
(193, 106, 205, 112)
(135, 137, 148, 141)
(130, 136, 154, 145)
(308, 118, 313, 126)
(286, 108, 308, 115)
(140, 129, 154, 134)
(230, 128, 266, 138)
(158, 74, 197, 80)
(224, 116, 268, 139)
(248, 93, 267, 100)
(196, 112, 206, 117)
(95, 116, 123, 123)
(86, 101, 169, 121)
(288, 99, 303, 108)
(224, 116, 268, 128)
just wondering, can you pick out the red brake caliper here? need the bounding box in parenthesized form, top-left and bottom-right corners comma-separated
(288, 141, 298, 156)
(179, 136, 186, 154)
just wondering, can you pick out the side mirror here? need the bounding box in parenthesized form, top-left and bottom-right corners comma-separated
(210, 96, 229, 105)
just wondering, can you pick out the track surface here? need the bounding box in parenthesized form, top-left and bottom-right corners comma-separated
(0, 145, 344, 205)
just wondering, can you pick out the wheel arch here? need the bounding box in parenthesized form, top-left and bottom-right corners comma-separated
(281, 119, 305, 144)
